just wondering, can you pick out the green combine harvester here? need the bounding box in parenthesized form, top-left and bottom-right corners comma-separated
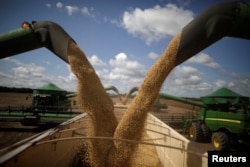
(0, 83, 79, 126)
(191, 88, 250, 150)
(163, 87, 250, 150)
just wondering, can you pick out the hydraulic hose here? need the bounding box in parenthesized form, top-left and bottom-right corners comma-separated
(174, 1, 250, 66)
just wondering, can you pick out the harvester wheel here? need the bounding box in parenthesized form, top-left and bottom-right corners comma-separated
(188, 122, 203, 142)
(212, 132, 229, 150)
(201, 123, 211, 142)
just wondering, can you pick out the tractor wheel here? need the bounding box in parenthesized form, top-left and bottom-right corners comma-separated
(201, 123, 211, 142)
(212, 132, 229, 150)
(188, 122, 203, 142)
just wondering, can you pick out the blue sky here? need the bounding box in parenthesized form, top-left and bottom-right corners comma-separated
(0, 0, 250, 97)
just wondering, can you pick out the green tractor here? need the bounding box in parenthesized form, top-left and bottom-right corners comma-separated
(185, 87, 250, 150)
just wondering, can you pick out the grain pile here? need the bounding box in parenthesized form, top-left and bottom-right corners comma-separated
(68, 32, 181, 167)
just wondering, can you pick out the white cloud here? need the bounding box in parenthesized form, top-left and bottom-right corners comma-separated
(81, 6, 95, 18)
(43, 60, 50, 65)
(3, 57, 23, 66)
(214, 80, 227, 88)
(148, 52, 159, 59)
(110, 18, 120, 27)
(58, 72, 76, 83)
(0, 72, 12, 79)
(5, 63, 47, 88)
(44, 1, 98, 20)
(46, 3, 51, 8)
(1, 52, 249, 97)
(54, 2, 95, 17)
(171, 65, 201, 78)
(88, 55, 106, 66)
(109, 53, 145, 74)
(174, 75, 202, 85)
(122, 4, 193, 45)
(241, 78, 249, 85)
(56, 2, 63, 8)
(81, 6, 90, 15)
(162, 65, 209, 97)
(162, 80, 213, 97)
(187, 52, 221, 69)
(65, 5, 79, 16)
(0, 58, 77, 91)
(105, 53, 146, 91)
(228, 82, 235, 88)
(11, 63, 45, 79)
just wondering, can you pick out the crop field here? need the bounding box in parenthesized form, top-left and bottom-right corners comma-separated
(0, 92, 33, 108)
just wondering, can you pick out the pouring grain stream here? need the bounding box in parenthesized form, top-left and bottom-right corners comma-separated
(110, 33, 181, 166)
(68, 40, 118, 166)
(68, 32, 181, 166)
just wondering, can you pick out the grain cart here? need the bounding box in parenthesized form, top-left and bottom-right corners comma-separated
(0, 1, 250, 141)
(0, 1, 250, 166)
(185, 87, 250, 150)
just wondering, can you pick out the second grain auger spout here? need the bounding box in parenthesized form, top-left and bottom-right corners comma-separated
(174, 1, 250, 66)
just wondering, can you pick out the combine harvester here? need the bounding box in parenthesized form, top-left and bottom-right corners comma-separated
(0, 1, 250, 166)
(160, 89, 250, 151)
(0, 83, 81, 126)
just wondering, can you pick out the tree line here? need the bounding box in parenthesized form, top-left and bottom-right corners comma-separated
(0, 86, 33, 93)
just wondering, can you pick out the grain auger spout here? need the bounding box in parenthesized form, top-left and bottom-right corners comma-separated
(174, 1, 250, 66)
(0, 21, 74, 63)
(123, 87, 139, 105)
(105, 86, 123, 103)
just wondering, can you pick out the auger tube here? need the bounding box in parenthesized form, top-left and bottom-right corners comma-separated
(105, 85, 123, 102)
(0, 21, 74, 63)
(174, 1, 250, 66)
(0, 25, 41, 59)
(159, 93, 205, 108)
